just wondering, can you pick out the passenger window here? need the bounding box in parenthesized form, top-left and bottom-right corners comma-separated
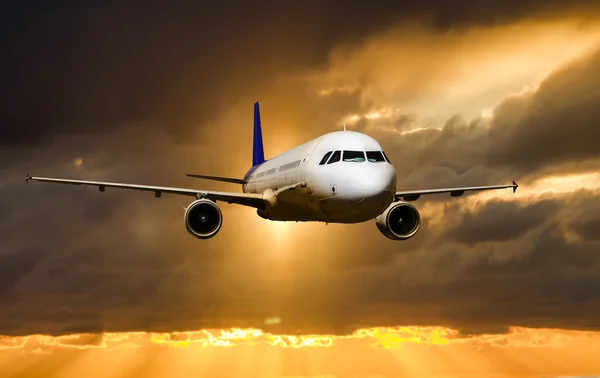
(319, 151, 333, 165)
(327, 150, 341, 164)
(382, 151, 391, 164)
(342, 150, 366, 162)
(366, 151, 385, 163)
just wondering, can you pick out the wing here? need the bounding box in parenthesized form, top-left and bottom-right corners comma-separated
(25, 174, 267, 210)
(395, 181, 518, 202)
(185, 173, 246, 184)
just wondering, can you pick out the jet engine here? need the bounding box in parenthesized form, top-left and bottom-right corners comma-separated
(184, 199, 223, 239)
(375, 202, 421, 240)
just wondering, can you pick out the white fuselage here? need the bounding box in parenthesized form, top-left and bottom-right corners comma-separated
(242, 131, 397, 223)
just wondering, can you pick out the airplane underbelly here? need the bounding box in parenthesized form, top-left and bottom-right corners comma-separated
(318, 190, 393, 223)
(259, 186, 392, 223)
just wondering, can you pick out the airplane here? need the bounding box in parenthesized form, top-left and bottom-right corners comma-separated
(26, 102, 518, 241)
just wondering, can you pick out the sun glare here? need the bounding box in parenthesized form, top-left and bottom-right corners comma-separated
(260, 220, 296, 254)
(474, 171, 600, 204)
(528, 172, 600, 194)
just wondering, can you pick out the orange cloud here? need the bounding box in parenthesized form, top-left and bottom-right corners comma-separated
(2, 325, 600, 354)
(2, 326, 600, 378)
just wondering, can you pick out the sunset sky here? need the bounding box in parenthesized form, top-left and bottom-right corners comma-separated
(2, 1, 600, 377)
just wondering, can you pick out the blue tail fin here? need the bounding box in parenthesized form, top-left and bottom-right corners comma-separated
(252, 102, 266, 167)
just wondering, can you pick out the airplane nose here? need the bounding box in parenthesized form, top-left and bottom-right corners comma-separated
(346, 166, 395, 199)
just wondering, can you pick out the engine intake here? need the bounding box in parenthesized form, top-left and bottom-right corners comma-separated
(184, 199, 223, 239)
(375, 202, 421, 240)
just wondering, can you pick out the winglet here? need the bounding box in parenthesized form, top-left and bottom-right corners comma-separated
(252, 102, 266, 167)
(25, 172, 30, 184)
(512, 180, 518, 193)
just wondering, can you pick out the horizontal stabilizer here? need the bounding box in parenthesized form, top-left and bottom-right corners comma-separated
(186, 174, 246, 185)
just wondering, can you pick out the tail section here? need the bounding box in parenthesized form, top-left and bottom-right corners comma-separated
(253, 102, 266, 167)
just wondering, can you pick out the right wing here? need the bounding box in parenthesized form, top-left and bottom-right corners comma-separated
(395, 181, 518, 202)
(25, 174, 267, 210)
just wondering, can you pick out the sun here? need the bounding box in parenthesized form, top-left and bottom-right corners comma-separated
(262, 220, 295, 253)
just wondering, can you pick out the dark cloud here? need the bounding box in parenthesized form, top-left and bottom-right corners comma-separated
(445, 199, 559, 245)
(573, 218, 600, 242)
(0, 249, 44, 304)
(2, 191, 600, 337)
(569, 196, 600, 242)
(2, 1, 600, 147)
(464, 222, 600, 277)
(488, 49, 600, 172)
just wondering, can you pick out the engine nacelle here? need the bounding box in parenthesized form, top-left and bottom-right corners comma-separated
(375, 202, 421, 240)
(184, 199, 223, 239)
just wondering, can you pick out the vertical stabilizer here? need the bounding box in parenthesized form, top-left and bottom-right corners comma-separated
(253, 102, 266, 167)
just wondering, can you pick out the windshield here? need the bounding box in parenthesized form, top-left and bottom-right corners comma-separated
(327, 150, 341, 164)
(366, 151, 385, 163)
(319, 151, 333, 165)
(343, 150, 366, 162)
(382, 151, 391, 164)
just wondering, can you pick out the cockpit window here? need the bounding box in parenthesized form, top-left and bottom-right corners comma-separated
(319, 151, 333, 165)
(343, 150, 366, 162)
(327, 150, 341, 164)
(366, 151, 385, 163)
(382, 151, 391, 164)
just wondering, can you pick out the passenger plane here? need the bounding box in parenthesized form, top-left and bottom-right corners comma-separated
(26, 102, 518, 241)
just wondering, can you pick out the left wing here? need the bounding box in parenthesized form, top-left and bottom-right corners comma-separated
(25, 174, 267, 210)
(395, 181, 518, 202)
(185, 173, 246, 185)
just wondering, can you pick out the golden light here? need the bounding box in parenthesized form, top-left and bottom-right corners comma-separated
(364, 111, 383, 120)
(527, 172, 600, 195)
(3, 324, 600, 378)
(0, 326, 539, 353)
(310, 20, 600, 121)
(481, 108, 494, 119)
(475, 171, 600, 204)
(259, 220, 296, 254)
(399, 127, 441, 136)
(341, 114, 361, 125)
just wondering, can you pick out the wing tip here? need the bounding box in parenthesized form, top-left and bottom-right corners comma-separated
(25, 172, 30, 184)
(512, 180, 518, 193)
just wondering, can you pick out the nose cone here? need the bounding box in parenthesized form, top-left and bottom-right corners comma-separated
(346, 164, 396, 201)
